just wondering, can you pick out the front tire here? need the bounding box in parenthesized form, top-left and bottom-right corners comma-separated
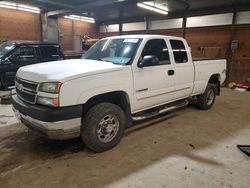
(196, 84, 216, 110)
(81, 103, 126, 152)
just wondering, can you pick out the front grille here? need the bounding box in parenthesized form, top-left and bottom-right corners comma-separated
(15, 77, 38, 104)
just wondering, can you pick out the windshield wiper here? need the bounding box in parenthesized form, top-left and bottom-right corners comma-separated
(98, 58, 113, 63)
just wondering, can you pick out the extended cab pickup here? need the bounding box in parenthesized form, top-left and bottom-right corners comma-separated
(11, 35, 226, 152)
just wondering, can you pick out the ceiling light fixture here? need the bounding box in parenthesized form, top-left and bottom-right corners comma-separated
(64, 15, 95, 23)
(0, 1, 40, 13)
(137, 2, 168, 15)
(0, 1, 16, 9)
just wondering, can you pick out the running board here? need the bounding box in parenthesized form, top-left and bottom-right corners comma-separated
(132, 100, 189, 121)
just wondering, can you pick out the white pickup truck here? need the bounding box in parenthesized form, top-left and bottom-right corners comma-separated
(11, 35, 226, 152)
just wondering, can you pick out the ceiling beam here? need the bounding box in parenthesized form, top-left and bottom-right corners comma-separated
(32, 0, 74, 9)
(46, 0, 139, 17)
(98, 4, 250, 25)
(73, 0, 138, 11)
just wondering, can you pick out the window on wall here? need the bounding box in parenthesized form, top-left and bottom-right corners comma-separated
(142, 39, 170, 66)
(170, 40, 188, 63)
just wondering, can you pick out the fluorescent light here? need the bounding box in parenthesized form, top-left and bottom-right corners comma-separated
(17, 7, 40, 13)
(0, 4, 16, 9)
(0, 1, 16, 6)
(143, 1, 168, 11)
(137, 3, 168, 15)
(0, 1, 40, 14)
(64, 15, 95, 23)
(18, 4, 40, 11)
(70, 15, 94, 21)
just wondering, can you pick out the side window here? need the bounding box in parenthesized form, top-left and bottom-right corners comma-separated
(40, 46, 60, 60)
(170, 40, 188, 63)
(9, 47, 38, 63)
(142, 39, 170, 66)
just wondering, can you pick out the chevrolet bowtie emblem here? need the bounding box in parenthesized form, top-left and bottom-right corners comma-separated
(17, 84, 24, 91)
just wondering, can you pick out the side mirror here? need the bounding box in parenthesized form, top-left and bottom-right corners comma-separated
(138, 55, 159, 68)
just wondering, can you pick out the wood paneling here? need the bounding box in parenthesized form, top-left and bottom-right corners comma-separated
(185, 27, 231, 59)
(99, 32, 120, 39)
(230, 25, 250, 83)
(146, 29, 184, 37)
(99, 29, 183, 39)
(0, 8, 41, 42)
(58, 18, 96, 51)
(58, 18, 73, 51)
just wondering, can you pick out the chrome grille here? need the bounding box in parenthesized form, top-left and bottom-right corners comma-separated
(15, 77, 38, 104)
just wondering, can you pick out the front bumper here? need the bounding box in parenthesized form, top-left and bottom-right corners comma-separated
(11, 93, 82, 140)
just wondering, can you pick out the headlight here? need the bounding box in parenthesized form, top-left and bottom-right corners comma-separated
(38, 82, 62, 93)
(37, 96, 59, 107)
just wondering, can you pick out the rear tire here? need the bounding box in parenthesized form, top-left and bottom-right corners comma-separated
(196, 84, 216, 110)
(81, 103, 126, 153)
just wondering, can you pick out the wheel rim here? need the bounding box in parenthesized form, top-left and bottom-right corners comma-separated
(97, 114, 120, 143)
(206, 89, 215, 106)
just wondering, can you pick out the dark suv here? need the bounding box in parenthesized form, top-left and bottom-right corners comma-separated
(0, 41, 65, 89)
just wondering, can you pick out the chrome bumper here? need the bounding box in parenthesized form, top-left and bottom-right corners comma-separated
(13, 107, 81, 140)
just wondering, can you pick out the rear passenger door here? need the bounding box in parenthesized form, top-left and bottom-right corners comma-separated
(169, 39, 194, 99)
(133, 38, 176, 111)
(40, 46, 63, 62)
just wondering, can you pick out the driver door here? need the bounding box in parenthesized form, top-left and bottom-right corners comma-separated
(132, 39, 176, 112)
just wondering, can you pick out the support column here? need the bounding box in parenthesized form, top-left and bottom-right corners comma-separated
(182, 16, 187, 39)
(119, 6, 123, 35)
(225, 11, 237, 84)
(40, 13, 60, 43)
(145, 16, 149, 33)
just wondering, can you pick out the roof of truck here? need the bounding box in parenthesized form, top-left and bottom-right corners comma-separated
(6, 40, 59, 46)
(103, 34, 184, 40)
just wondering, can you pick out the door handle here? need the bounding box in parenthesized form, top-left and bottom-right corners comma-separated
(168, 70, 175, 76)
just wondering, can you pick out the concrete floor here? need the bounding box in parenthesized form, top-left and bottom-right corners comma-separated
(0, 88, 249, 188)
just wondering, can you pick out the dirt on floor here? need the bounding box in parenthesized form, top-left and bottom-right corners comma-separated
(0, 88, 250, 188)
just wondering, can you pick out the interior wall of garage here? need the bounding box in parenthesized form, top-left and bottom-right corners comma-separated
(0, 8, 41, 42)
(0, 8, 97, 53)
(231, 25, 250, 83)
(58, 18, 97, 52)
(99, 22, 250, 84)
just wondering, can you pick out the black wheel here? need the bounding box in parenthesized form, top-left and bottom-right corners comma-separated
(81, 103, 126, 152)
(197, 84, 216, 110)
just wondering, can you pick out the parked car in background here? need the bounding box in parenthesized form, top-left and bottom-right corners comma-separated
(0, 41, 65, 89)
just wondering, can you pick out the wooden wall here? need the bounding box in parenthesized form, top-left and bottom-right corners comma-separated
(231, 26, 250, 83)
(100, 25, 250, 83)
(58, 18, 96, 52)
(0, 8, 41, 42)
(0, 8, 96, 52)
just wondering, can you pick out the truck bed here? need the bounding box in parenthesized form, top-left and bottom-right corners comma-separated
(191, 58, 227, 96)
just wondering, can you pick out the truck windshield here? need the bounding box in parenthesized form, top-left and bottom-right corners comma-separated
(0, 42, 15, 59)
(82, 38, 141, 65)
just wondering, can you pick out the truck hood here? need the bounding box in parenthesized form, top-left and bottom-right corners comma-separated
(16, 59, 124, 82)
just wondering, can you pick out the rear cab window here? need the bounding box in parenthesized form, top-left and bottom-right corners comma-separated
(40, 46, 63, 61)
(170, 40, 188, 64)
